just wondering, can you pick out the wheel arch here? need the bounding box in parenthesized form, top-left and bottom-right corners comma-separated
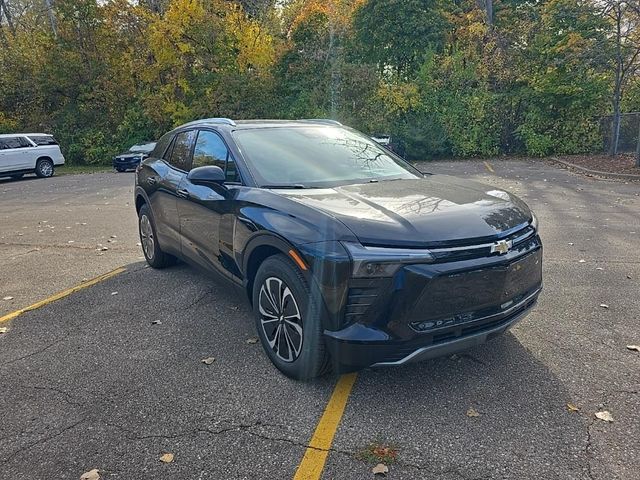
(242, 234, 306, 305)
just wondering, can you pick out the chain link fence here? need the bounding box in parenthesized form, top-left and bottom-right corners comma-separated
(601, 112, 640, 155)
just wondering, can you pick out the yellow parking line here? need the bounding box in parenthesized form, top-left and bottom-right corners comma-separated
(293, 373, 358, 480)
(483, 161, 495, 173)
(0, 267, 126, 324)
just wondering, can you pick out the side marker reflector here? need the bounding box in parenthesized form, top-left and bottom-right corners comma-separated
(288, 249, 308, 271)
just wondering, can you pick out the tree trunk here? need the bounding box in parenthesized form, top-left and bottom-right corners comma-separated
(610, 7, 623, 156)
(635, 114, 640, 167)
(43, 0, 57, 38)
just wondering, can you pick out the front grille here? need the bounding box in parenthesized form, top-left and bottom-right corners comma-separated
(429, 225, 536, 263)
(378, 293, 538, 364)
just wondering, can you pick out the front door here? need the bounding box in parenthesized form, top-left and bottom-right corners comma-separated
(177, 129, 235, 277)
(148, 130, 196, 253)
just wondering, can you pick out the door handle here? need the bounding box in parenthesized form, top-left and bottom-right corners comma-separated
(176, 188, 190, 199)
(147, 176, 158, 185)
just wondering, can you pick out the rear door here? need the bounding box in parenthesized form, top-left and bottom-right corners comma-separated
(177, 129, 240, 278)
(144, 130, 196, 254)
(0, 136, 34, 172)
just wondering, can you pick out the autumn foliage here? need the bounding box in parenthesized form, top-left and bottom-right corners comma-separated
(0, 0, 632, 162)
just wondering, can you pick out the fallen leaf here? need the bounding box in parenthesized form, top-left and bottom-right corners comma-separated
(595, 411, 614, 423)
(111, 292, 118, 296)
(595, 267, 604, 271)
(626, 345, 640, 352)
(2, 296, 13, 300)
(0, 327, 8, 334)
(246, 337, 258, 344)
(159, 453, 174, 463)
(579, 259, 586, 263)
(466, 407, 480, 417)
(567, 242, 574, 246)
(201, 357, 216, 365)
(599, 304, 609, 309)
(372, 463, 389, 476)
(566, 403, 580, 412)
(151, 320, 162, 325)
(80, 469, 100, 480)
(627, 275, 633, 279)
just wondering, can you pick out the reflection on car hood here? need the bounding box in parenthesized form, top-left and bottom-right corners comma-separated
(276, 176, 532, 248)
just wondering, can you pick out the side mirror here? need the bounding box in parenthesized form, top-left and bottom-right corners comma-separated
(187, 165, 225, 186)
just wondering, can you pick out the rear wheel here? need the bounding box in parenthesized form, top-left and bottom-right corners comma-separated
(138, 204, 176, 269)
(35, 158, 54, 178)
(253, 254, 330, 380)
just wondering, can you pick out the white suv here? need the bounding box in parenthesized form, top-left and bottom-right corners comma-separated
(0, 133, 65, 179)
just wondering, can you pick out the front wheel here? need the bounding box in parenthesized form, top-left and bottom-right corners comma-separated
(35, 158, 54, 178)
(253, 254, 330, 380)
(138, 204, 176, 269)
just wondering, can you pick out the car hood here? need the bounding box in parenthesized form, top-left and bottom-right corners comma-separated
(277, 176, 533, 248)
(115, 151, 145, 158)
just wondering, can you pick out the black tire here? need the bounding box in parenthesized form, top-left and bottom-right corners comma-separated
(11, 174, 24, 180)
(252, 254, 330, 380)
(35, 158, 54, 178)
(138, 203, 177, 269)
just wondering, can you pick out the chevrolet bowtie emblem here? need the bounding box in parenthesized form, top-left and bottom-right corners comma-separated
(491, 239, 512, 255)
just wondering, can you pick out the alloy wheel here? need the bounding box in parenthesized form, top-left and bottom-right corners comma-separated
(258, 276, 303, 363)
(140, 214, 154, 260)
(40, 161, 53, 177)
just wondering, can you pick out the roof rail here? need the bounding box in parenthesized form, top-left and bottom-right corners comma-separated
(182, 117, 236, 127)
(299, 118, 342, 126)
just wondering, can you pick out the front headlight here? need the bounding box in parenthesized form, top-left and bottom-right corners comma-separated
(342, 242, 434, 278)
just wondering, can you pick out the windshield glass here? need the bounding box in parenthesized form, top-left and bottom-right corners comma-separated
(232, 126, 421, 187)
(129, 142, 156, 153)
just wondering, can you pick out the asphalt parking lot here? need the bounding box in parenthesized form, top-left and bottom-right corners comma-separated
(1, 161, 639, 479)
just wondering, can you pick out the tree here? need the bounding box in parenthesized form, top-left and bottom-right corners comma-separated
(598, 1, 640, 156)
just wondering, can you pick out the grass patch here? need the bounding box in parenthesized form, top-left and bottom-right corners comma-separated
(57, 164, 114, 176)
(357, 441, 399, 464)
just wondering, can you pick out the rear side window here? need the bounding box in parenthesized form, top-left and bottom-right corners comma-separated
(152, 133, 173, 159)
(28, 135, 57, 146)
(0, 137, 30, 149)
(168, 130, 196, 171)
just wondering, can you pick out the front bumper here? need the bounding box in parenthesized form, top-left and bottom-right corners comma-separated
(325, 287, 539, 372)
(322, 234, 543, 373)
(113, 157, 141, 169)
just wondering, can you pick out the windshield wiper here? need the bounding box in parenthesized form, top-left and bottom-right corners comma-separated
(261, 184, 308, 189)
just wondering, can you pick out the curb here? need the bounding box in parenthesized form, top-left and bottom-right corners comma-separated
(549, 157, 640, 181)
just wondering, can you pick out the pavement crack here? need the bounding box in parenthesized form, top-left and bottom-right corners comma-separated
(0, 418, 86, 465)
(15, 384, 84, 408)
(584, 416, 596, 480)
(1, 338, 65, 366)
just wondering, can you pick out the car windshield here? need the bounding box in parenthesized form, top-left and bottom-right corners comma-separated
(232, 126, 421, 188)
(129, 142, 156, 153)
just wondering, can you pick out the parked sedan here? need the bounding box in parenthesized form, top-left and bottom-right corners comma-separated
(134, 118, 542, 380)
(113, 142, 156, 172)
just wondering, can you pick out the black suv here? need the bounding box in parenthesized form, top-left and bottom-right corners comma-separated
(135, 118, 542, 380)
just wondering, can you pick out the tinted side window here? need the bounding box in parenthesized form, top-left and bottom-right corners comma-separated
(193, 131, 227, 170)
(153, 133, 173, 159)
(0, 137, 26, 149)
(28, 135, 57, 146)
(168, 130, 196, 171)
